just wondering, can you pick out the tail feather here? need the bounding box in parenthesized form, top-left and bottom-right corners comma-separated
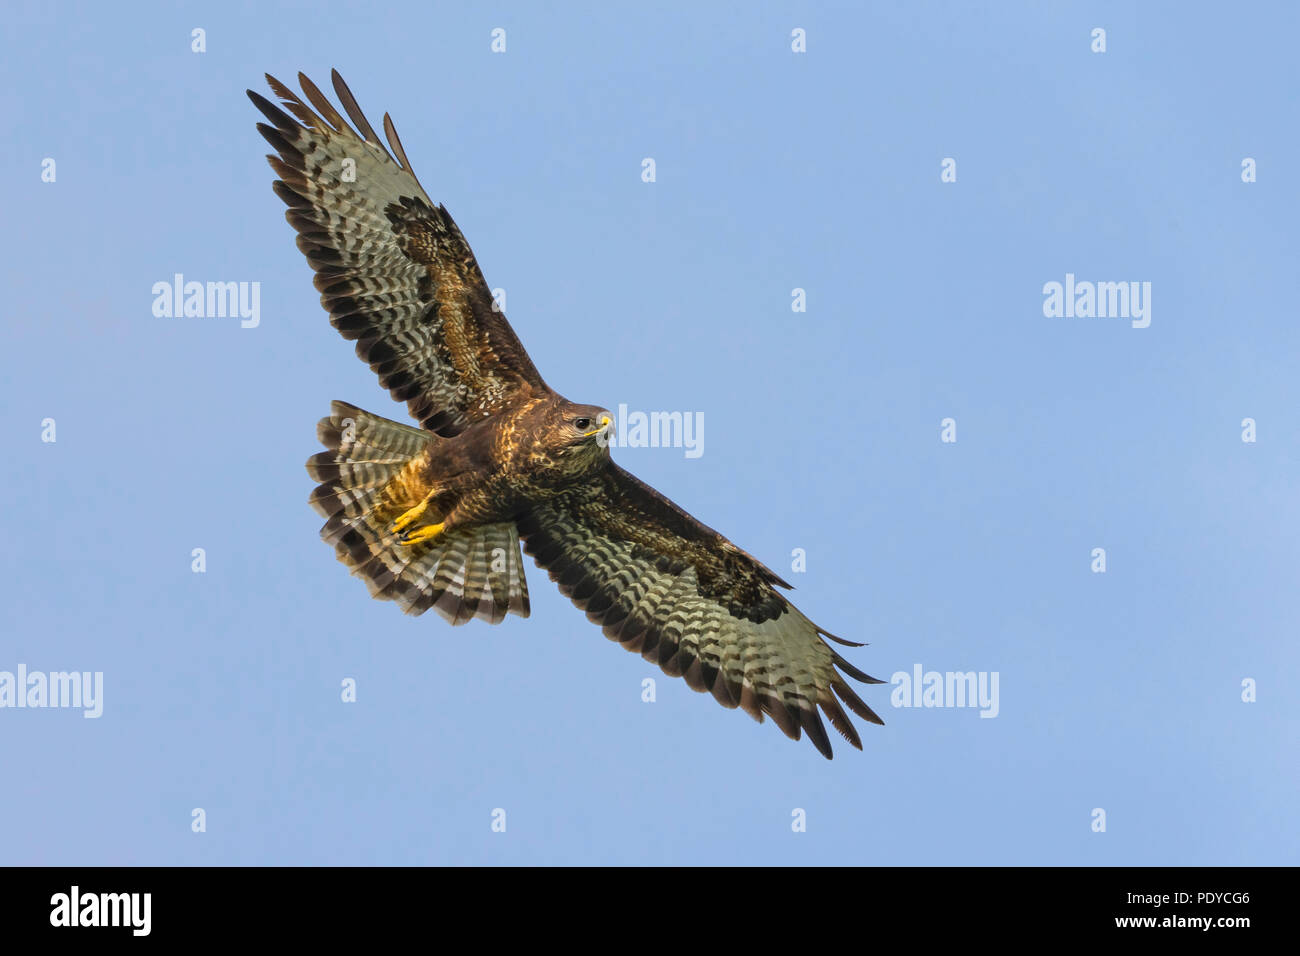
(307, 401, 530, 625)
(392, 522, 530, 624)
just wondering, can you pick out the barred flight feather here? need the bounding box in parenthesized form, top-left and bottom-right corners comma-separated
(517, 463, 885, 759)
(250, 70, 548, 436)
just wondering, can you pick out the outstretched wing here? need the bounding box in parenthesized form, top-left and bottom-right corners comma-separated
(249, 70, 549, 436)
(517, 464, 884, 759)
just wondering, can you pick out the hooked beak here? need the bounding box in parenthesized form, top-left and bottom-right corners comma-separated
(584, 413, 613, 440)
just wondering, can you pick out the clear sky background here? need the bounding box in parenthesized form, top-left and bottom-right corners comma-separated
(2, 1, 1296, 865)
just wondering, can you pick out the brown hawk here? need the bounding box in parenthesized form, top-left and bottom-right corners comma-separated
(249, 70, 884, 758)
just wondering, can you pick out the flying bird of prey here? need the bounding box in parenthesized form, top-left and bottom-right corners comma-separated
(249, 70, 884, 758)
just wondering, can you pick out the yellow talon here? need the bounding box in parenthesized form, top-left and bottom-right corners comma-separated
(401, 522, 445, 546)
(391, 499, 430, 535)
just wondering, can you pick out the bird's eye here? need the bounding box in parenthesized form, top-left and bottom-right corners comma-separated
(574, 418, 591, 430)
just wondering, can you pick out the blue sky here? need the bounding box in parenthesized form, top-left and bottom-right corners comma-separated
(2, 0, 1296, 865)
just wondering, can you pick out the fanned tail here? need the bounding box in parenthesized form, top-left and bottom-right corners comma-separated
(306, 401, 530, 624)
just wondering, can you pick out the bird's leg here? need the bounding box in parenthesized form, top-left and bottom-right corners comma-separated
(387, 467, 481, 547)
(400, 520, 448, 546)
(393, 490, 494, 547)
(390, 493, 434, 536)
(392, 491, 464, 547)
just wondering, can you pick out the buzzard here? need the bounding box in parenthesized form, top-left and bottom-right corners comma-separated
(249, 70, 884, 758)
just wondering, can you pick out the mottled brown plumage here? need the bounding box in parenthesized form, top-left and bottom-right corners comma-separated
(251, 70, 884, 758)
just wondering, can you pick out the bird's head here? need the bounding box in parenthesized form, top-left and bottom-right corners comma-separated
(544, 401, 614, 469)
